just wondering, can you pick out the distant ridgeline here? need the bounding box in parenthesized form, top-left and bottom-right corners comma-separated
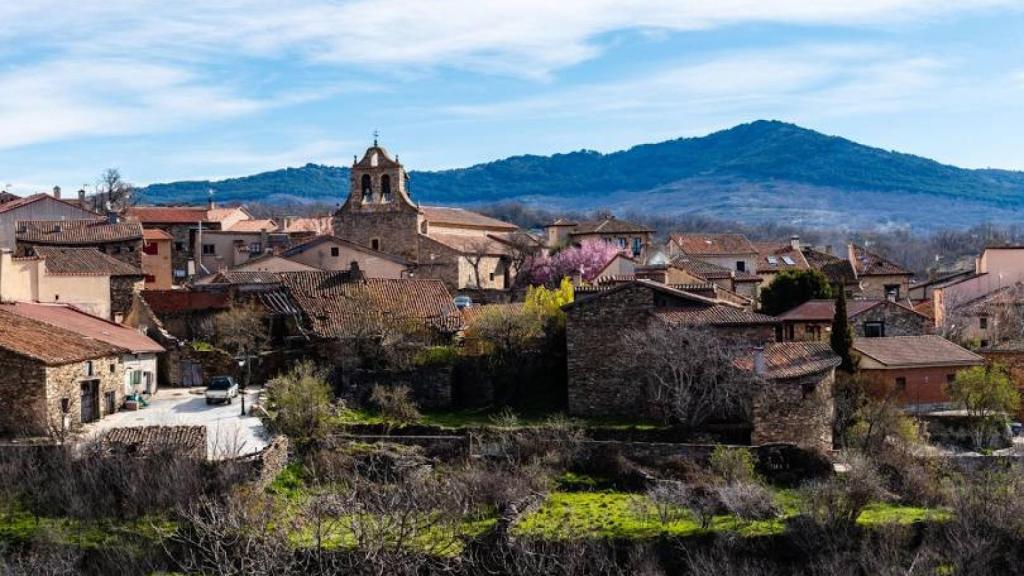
(141, 121, 1024, 230)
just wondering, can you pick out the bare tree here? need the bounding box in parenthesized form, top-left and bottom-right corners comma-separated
(463, 237, 498, 289)
(213, 301, 269, 386)
(621, 323, 761, 429)
(92, 168, 138, 212)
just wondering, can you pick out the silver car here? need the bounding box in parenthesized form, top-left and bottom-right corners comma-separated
(205, 376, 239, 405)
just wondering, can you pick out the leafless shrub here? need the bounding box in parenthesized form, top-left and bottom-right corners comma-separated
(642, 481, 691, 526)
(369, 384, 421, 428)
(717, 481, 780, 521)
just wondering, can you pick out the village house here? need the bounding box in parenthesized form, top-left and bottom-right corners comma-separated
(229, 253, 320, 273)
(668, 233, 759, 274)
(739, 342, 841, 451)
(908, 269, 976, 302)
(0, 189, 101, 250)
(847, 243, 914, 301)
(946, 282, 1024, 347)
(564, 280, 778, 419)
(801, 245, 859, 296)
(853, 335, 983, 411)
(331, 142, 520, 292)
(670, 255, 762, 301)
(141, 229, 174, 289)
(751, 237, 810, 286)
(125, 203, 255, 283)
(929, 246, 1024, 338)
(0, 247, 143, 321)
(0, 302, 164, 396)
(545, 217, 654, 259)
(777, 299, 930, 341)
(282, 235, 410, 278)
(15, 218, 144, 269)
(281, 215, 333, 241)
(0, 308, 125, 437)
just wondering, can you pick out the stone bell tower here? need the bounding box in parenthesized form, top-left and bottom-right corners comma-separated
(332, 137, 422, 260)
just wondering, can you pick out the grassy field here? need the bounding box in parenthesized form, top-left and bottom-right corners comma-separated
(513, 491, 949, 540)
(332, 407, 665, 430)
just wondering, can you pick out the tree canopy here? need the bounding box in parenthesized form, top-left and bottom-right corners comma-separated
(760, 269, 833, 316)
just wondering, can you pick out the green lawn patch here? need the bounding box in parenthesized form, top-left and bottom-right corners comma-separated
(332, 407, 664, 431)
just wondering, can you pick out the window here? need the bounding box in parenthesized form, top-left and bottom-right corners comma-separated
(808, 325, 822, 340)
(84, 360, 94, 377)
(766, 256, 778, 265)
(632, 237, 642, 256)
(785, 324, 795, 340)
(735, 261, 746, 272)
(489, 272, 495, 282)
(863, 321, 885, 338)
(143, 242, 159, 255)
(782, 255, 795, 265)
(979, 316, 989, 330)
(202, 244, 215, 255)
(381, 174, 392, 202)
(981, 339, 990, 348)
(109, 363, 116, 374)
(370, 238, 380, 251)
(330, 246, 340, 257)
(249, 242, 262, 254)
(895, 377, 907, 391)
(617, 237, 627, 248)
(174, 269, 187, 278)
(174, 241, 185, 252)
(946, 373, 956, 385)
(112, 245, 122, 254)
(361, 174, 372, 201)
(144, 274, 156, 283)
(884, 284, 901, 299)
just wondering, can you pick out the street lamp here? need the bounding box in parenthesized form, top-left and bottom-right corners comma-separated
(237, 357, 246, 417)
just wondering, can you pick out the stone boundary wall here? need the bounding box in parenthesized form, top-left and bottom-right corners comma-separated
(219, 434, 289, 490)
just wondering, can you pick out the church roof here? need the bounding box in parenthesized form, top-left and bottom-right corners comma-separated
(420, 206, 517, 231)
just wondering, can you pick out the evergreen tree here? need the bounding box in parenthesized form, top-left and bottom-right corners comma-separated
(830, 288, 856, 373)
(759, 269, 832, 315)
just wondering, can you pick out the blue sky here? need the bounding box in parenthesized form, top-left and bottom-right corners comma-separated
(0, 1, 1022, 192)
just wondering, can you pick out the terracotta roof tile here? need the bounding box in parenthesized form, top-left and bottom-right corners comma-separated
(423, 232, 512, 256)
(126, 206, 209, 224)
(227, 219, 277, 232)
(0, 308, 124, 364)
(776, 299, 893, 321)
(142, 290, 231, 314)
(850, 244, 911, 276)
(282, 216, 333, 234)
(16, 219, 142, 245)
(802, 248, 857, 284)
(567, 218, 653, 235)
(277, 272, 463, 337)
(752, 242, 809, 272)
(736, 342, 841, 380)
(0, 193, 100, 216)
(853, 335, 982, 367)
(671, 256, 761, 282)
(143, 228, 174, 241)
(282, 235, 409, 264)
(653, 306, 778, 327)
(419, 206, 517, 230)
(35, 247, 142, 276)
(670, 233, 756, 256)
(0, 302, 162, 353)
(101, 426, 206, 458)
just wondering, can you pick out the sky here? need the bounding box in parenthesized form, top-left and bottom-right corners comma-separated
(0, 1, 1022, 192)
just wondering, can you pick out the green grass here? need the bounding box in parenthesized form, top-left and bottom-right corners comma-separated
(332, 407, 664, 431)
(513, 491, 948, 540)
(0, 509, 175, 549)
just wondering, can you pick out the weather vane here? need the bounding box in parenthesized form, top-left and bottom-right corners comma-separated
(373, 130, 379, 146)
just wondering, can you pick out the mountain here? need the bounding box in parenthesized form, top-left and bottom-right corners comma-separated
(140, 120, 1024, 230)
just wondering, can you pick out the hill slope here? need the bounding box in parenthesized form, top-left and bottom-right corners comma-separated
(141, 121, 1024, 230)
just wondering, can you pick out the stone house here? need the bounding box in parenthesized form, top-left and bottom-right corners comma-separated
(777, 299, 930, 342)
(740, 342, 841, 452)
(546, 217, 654, 259)
(281, 216, 333, 241)
(937, 282, 1024, 347)
(853, 335, 983, 411)
(930, 247, 1024, 337)
(848, 243, 914, 301)
(15, 218, 144, 269)
(0, 308, 125, 437)
(0, 191, 101, 250)
(230, 253, 319, 273)
(0, 302, 164, 395)
(670, 255, 762, 302)
(141, 229, 174, 289)
(564, 280, 778, 419)
(801, 246, 859, 296)
(282, 235, 409, 278)
(331, 143, 520, 291)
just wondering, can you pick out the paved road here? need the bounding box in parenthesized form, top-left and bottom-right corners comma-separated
(86, 387, 269, 459)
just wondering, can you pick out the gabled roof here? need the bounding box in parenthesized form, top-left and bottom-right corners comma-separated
(752, 242, 809, 273)
(141, 290, 231, 315)
(282, 216, 333, 235)
(653, 306, 778, 327)
(0, 308, 125, 365)
(205, 270, 285, 285)
(671, 256, 762, 283)
(423, 232, 512, 256)
(282, 235, 409, 264)
(853, 335, 982, 368)
(226, 219, 277, 232)
(802, 248, 857, 285)
(419, 206, 517, 231)
(565, 217, 653, 235)
(35, 247, 143, 276)
(143, 228, 174, 241)
(16, 219, 143, 245)
(909, 269, 976, 291)
(206, 206, 252, 222)
(670, 233, 756, 256)
(101, 426, 206, 458)
(957, 281, 1024, 313)
(0, 193, 101, 217)
(565, 279, 724, 311)
(776, 299, 926, 322)
(736, 342, 841, 380)
(126, 206, 209, 224)
(849, 244, 911, 277)
(277, 272, 463, 337)
(0, 302, 163, 354)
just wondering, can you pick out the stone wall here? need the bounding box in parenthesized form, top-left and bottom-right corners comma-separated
(110, 276, 142, 322)
(0, 351, 48, 435)
(752, 369, 835, 452)
(45, 354, 124, 436)
(338, 365, 454, 410)
(333, 209, 421, 263)
(857, 274, 911, 300)
(853, 303, 929, 337)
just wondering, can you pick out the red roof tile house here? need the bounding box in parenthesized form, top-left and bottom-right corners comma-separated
(854, 335, 983, 411)
(752, 237, 810, 286)
(777, 299, 930, 342)
(564, 280, 778, 419)
(670, 255, 762, 302)
(847, 243, 914, 301)
(0, 191, 101, 250)
(15, 218, 144, 269)
(0, 308, 127, 437)
(668, 233, 759, 274)
(546, 217, 654, 259)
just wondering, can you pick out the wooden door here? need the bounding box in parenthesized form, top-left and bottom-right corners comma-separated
(80, 380, 99, 423)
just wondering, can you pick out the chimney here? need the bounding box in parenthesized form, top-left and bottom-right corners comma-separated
(78, 189, 86, 204)
(207, 189, 215, 210)
(52, 185, 61, 199)
(790, 235, 800, 251)
(349, 260, 364, 281)
(753, 346, 766, 376)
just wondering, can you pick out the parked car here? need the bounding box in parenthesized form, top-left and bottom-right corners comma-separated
(205, 376, 239, 405)
(453, 295, 473, 309)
